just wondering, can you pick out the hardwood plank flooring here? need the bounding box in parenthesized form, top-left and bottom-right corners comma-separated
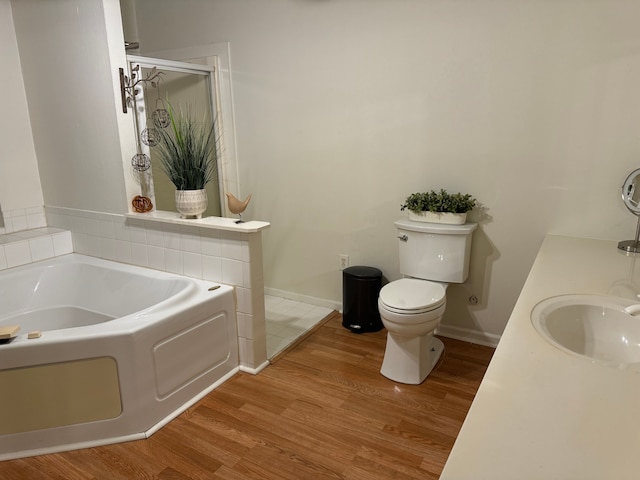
(0, 311, 494, 479)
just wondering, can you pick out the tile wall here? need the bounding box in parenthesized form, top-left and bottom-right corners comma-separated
(0, 206, 268, 371)
(0, 206, 47, 234)
(0, 207, 73, 269)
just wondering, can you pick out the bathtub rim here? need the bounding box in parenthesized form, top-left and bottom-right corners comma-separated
(0, 253, 231, 350)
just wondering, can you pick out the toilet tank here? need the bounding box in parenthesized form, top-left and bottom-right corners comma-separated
(395, 219, 477, 283)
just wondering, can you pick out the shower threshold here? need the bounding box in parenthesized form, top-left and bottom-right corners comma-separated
(265, 295, 334, 360)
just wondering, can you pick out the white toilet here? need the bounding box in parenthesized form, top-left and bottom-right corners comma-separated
(378, 219, 476, 384)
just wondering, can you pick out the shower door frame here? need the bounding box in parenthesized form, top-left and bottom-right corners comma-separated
(127, 44, 239, 218)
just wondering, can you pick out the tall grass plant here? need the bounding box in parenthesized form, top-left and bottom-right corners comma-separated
(155, 104, 219, 191)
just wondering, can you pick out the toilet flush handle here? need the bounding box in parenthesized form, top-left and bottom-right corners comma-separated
(398, 234, 408, 242)
(624, 304, 640, 316)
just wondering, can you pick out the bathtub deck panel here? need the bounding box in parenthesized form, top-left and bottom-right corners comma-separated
(0, 357, 121, 435)
(0, 254, 239, 460)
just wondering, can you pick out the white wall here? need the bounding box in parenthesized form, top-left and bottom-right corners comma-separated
(131, 0, 640, 340)
(3, 0, 639, 342)
(10, 0, 129, 214)
(0, 0, 43, 212)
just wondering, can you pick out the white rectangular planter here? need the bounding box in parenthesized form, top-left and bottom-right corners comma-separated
(408, 211, 467, 225)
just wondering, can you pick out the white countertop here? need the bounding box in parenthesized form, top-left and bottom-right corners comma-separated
(441, 234, 640, 480)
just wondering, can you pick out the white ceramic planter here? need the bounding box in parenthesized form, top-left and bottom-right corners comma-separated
(408, 211, 467, 225)
(175, 189, 208, 219)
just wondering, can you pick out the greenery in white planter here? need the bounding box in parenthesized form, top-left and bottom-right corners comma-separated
(401, 189, 477, 214)
(154, 104, 219, 191)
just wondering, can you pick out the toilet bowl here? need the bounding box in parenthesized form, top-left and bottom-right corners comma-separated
(378, 278, 447, 384)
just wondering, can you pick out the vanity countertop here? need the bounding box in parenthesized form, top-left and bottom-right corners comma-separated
(441, 234, 640, 480)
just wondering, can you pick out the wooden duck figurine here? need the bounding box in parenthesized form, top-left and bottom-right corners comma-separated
(225, 192, 252, 223)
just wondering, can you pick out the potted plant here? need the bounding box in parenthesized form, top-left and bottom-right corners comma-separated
(401, 189, 477, 224)
(154, 104, 219, 219)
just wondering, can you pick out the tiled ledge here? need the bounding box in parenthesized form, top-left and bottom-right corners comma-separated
(0, 227, 73, 270)
(125, 211, 270, 233)
(45, 205, 270, 371)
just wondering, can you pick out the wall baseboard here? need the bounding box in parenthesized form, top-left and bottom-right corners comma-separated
(239, 360, 270, 375)
(264, 287, 341, 312)
(263, 288, 501, 348)
(436, 324, 501, 348)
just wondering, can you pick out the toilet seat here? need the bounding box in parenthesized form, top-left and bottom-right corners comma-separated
(379, 278, 446, 315)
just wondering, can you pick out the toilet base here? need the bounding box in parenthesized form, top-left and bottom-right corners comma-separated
(380, 332, 444, 384)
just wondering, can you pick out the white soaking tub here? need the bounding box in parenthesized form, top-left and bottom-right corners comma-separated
(0, 254, 239, 460)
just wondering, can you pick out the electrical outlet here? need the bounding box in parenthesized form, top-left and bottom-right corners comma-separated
(339, 254, 349, 270)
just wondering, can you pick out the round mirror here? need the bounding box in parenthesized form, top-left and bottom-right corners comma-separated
(619, 168, 640, 253)
(622, 168, 640, 215)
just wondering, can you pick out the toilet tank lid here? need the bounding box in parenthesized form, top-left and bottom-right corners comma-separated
(394, 219, 477, 235)
(379, 278, 446, 311)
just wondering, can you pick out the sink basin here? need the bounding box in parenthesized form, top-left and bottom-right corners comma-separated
(531, 294, 640, 369)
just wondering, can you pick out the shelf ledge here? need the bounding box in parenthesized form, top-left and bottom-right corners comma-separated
(125, 211, 270, 233)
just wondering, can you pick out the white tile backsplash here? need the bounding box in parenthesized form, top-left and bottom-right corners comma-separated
(2, 208, 28, 233)
(202, 255, 222, 282)
(221, 258, 244, 286)
(129, 224, 147, 244)
(41, 206, 268, 371)
(71, 216, 86, 235)
(5, 240, 32, 268)
(85, 218, 101, 237)
(146, 226, 164, 247)
(147, 245, 165, 270)
(100, 237, 116, 260)
(163, 229, 181, 250)
(183, 251, 202, 278)
(115, 239, 132, 264)
(0, 222, 71, 269)
(9, 215, 28, 233)
(98, 219, 115, 239)
(29, 235, 55, 262)
(221, 232, 245, 260)
(243, 262, 252, 288)
(52, 232, 73, 256)
(113, 220, 130, 242)
(182, 231, 201, 254)
(236, 287, 252, 315)
(130, 242, 149, 266)
(201, 233, 222, 257)
(26, 207, 47, 230)
(165, 248, 183, 274)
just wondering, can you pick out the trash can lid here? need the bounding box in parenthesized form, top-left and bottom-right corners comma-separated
(343, 266, 382, 279)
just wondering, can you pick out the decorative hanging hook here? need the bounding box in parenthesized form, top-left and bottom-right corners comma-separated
(118, 65, 164, 114)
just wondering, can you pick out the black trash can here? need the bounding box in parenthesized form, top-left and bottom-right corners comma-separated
(342, 266, 383, 333)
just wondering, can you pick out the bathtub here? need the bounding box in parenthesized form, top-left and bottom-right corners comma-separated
(0, 254, 239, 461)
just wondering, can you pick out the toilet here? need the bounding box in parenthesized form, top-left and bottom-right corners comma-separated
(378, 219, 477, 384)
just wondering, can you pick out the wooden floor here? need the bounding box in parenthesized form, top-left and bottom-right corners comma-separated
(0, 312, 494, 480)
